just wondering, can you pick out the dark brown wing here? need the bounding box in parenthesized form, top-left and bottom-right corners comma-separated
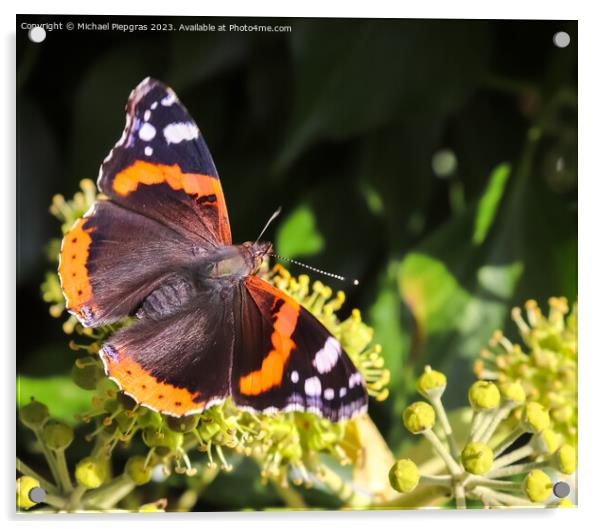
(100, 286, 234, 417)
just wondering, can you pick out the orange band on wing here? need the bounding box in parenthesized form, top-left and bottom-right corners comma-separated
(240, 277, 300, 396)
(102, 348, 205, 416)
(58, 217, 96, 316)
(113, 160, 230, 242)
(113, 160, 221, 200)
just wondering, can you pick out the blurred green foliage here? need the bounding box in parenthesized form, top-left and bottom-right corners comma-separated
(17, 376, 90, 425)
(17, 16, 576, 510)
(276, 204, 325, 258)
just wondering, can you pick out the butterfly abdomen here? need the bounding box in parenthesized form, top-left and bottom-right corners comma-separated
(136, 275, 195, 320)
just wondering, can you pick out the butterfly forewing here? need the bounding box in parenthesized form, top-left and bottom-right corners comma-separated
(97, 77, 231, 246)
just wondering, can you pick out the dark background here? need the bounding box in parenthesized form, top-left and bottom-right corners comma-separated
(17, 16, 577, 509)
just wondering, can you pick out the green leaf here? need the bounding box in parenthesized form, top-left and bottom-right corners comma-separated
(400, 251, 524, 373)
(275, 204, 324, 259)
(400, 253, 471, 337)
(17, 376, 91, 425)
(473, 163, 511, 244)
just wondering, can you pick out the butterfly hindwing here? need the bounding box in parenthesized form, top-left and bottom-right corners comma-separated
(98, 77, 231, 246)
(231, 275, 368, 422)
(100, 289, 234, 417)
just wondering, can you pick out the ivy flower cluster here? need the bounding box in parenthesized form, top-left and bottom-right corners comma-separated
(475, 297, 577, 444)
(388, 298, 577, 509)
(18, 180, 388, 512)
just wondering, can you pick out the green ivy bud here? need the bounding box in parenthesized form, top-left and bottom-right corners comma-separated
(75, 457, 108, 489)
(16, 476, 40, 510)
(142, 427, 162, 447)
(498, 381, 526, 404)
(523, 469, 552, 502)
(461, 442, 494, 474)
(165, 414, 200, 433)
(19, 399, 49, 430)
(531, 429, 560, 456)
(403, 402, 436, 433)
(389, 459, 420, 493)
(339, 309, 373, 354)
(41, 421, 74, 451)
(522, 402, 551, 433)
(142, 426, 183, 451)
(551, 404, 574, 424)
(71, 361, 103, 390)
(468, 381, 500, 410)
(197, 420, 221, 442)
(281, 441, 303, 462)
(125, 455, 152, 485)
(103, 398, 120, 415)
(136, 409, 163, 429)
(164, 428, 184, 451)
(555, 444, 576, 474)
(416, 366, 447, 399)
(96, 377, 119, 395)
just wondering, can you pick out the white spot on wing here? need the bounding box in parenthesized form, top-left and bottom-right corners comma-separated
(144, 146, 153, 156)
(161, 92, 176, 106)
(163, 122, 199, 144)
(313, 336, 341, 374)
(144, 109, 151, 121)
(349, 372, 363, 388)
(291, 370, 299, 383)
(304, 376, 321, 397)
(324, 388, 335, 400)
(339, 387, 347, 398)
(151, 101, 158, 110)
(139, 122, 156, 141)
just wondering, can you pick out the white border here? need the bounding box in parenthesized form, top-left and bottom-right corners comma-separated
(4, 1, 600, 528)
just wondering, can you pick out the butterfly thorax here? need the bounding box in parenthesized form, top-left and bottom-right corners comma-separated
(203, 241, 271, 280)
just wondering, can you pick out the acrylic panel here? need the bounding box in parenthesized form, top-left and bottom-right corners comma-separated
(16, 15, 577, 512)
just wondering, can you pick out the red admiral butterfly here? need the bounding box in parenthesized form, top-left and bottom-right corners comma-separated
(58, 78, 368, 422)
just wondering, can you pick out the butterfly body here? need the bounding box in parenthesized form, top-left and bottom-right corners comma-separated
(58, 78, 368, 422)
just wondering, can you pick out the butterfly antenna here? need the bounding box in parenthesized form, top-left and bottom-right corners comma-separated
(255, 207, 282, 245)
(268, 252, 359, 286)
